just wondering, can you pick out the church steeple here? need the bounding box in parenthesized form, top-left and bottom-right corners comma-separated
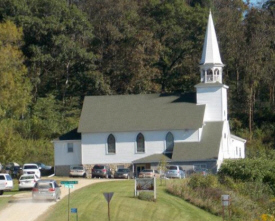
(199, 11, 224, 84)
(195, 11, 228, 122)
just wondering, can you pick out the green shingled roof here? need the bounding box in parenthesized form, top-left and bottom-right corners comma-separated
(172, 122, 223, 161)
(132, 153, 172, 164)
(78, 94, 205, 133)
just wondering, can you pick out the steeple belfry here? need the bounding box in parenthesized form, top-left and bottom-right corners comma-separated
(199, 11, 224, 84)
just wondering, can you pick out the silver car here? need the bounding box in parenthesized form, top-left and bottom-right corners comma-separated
(32, 180, 61, 201)
(70, 165, 86, 178)
(165, 165, 185, 179)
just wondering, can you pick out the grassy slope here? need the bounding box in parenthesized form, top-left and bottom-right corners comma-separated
(42, 180, 221, 221)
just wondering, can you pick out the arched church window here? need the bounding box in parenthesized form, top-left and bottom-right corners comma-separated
(166, 132, 174, 152)
(214, 69, 219, 75)
(136, 133, 145, 153)
(107, 134, 116, 154)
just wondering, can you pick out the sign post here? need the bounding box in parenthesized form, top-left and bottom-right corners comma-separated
(71, 208, 78, 221)
(135, 177, 156, 200)
(103, 192, 114, 221)
(61, 181, 79, 221)
(221, 195, 231, 221)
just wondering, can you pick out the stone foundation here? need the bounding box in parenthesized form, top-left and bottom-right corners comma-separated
(55, 165, 71, 176)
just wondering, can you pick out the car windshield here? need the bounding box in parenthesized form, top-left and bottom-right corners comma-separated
(20, 176, 34, 180)
(72, 166, 83, 170)
(167, 166, 178, 170)
(24, 165, 38, 169)
(6, 175, 12, 180)
(93, 165, 104, 169)
(141, 169, 153, 173)
(37, 182, 53, 189)
(117, 169, 129, 173)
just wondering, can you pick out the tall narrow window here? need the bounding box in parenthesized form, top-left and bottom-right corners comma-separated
(67, 143, 73, 153)
(166, 132, 174, 152)
(136, 133, 145, 153)
(107, 134, 116, 154)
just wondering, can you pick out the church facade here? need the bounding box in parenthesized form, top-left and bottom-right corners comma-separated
(53, 12, 246, 176)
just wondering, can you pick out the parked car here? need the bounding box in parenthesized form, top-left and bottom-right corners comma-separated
(2, 162, 22, 179)
(91, 164, 112, 178)
(31, 162, 54, 176)
(138, 169, 156, 178)
(32, 179, 61, 202)
(70, 165, 86, 178)
(165, 165, 185, 179)
(22, 164, 41, 178)
(19, 174, 40, 190)
(114, 168, 131, 179)
(0, 173, 13, 195)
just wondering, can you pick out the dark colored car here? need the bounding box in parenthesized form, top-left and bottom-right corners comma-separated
(91, 164, 112, 178)
(3, 163, 22, 179)
(114, 168, 131, 179)
(31, 162, 54, 176)
(32, 179, 61, 202)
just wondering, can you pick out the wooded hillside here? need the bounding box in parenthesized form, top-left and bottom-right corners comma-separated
(0, 0, 274, 164)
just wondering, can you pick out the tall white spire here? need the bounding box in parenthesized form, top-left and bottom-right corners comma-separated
(200, 11, 223, 65)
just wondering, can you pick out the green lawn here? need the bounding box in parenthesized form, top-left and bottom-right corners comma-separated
(41, 180, 221, 221)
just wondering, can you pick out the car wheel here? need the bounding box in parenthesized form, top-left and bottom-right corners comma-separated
(0, 190, 3, 195)
(83, 173, 86, 178)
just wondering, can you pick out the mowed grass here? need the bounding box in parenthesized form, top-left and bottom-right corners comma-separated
(42, 180, 221, 221)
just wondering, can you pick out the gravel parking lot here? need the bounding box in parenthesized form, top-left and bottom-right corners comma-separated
(0, 178, 113, 221)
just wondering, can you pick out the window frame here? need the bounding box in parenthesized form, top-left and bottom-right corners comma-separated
(165, 132, 174, 152)
(136, 133, 145, 153)
(67, 143, 74, 153)
(107, 134, 116, 154)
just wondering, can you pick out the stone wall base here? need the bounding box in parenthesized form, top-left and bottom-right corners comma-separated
(55, 165, 71, 176)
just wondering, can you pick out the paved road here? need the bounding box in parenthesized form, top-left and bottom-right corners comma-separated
(0, 179, 112, 221)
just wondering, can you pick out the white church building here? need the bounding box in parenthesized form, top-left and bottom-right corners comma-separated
(53, 12, 246, 176)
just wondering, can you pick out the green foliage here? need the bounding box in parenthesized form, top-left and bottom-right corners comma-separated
(0, 20, 32, 119)
(188, 173, 219, 189)
(218, 158, 275, 195)
(167, 175, 271, 220)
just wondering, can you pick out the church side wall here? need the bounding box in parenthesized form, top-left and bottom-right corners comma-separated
(54, 141, 82, 166)
(54, 141, 82, 175)
(81, 129, 200, 165)
(229, 137, 246, 159)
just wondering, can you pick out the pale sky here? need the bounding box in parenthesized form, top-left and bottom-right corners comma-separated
(248, 0, 267, 6)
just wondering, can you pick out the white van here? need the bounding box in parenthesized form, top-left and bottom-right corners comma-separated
(0, 173, 14, 195)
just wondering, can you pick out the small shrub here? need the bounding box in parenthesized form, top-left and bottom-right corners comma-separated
(188, 173, 218, 189)
(137, 192, 156, 202)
